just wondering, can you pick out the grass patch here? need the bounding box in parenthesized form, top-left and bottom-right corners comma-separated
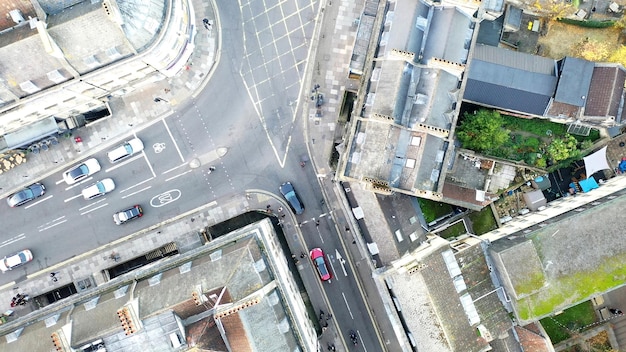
(418, 198, 452, 223)
(437, 221, 467, 239)
(468, 208, 498, 235)
(540, 301, 596, 344)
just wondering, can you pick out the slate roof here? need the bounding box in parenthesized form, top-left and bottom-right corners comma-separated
(585, 65, 626, 118)
(464, 76, 554, 116)
(465, 45, 558, 116)
(554, 57, 594, 107)
(476, 15, 504, 47)
(422, 6, 473, 64)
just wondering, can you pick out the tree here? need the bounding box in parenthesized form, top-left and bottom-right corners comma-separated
(456, 109, 510, 152)
(608, 45, 626, 67)
(572, 38, 611, 61)
(546, 134, 580, 162)
(529, 0, 576, 20)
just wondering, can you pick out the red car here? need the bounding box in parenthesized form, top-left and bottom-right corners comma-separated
(310, 248, 331, 281)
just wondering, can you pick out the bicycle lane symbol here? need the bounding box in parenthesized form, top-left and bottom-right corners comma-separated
(150, 189, 181, 208)
(153, 143, 166, 154)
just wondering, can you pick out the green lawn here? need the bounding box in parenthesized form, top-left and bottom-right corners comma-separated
(468, 208, 498, 235)
(539, 301, 596, 344)
(437, 221, 467, 239)
(418, 198, 452, 223)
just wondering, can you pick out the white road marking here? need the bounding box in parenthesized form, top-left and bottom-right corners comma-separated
(24, 195, 53, 209)
(143, 153, 156, 178)
(64, 194, 82, 203)
(150, 190, 181, 207)
(0, 233, 26, 249)
(38, 220, 68, 232)
(162, 119, 185, 162)
(80, 203, 108, 216)
(120, 177, 154, 193)
(64, 176, 94, 191)
(121, 186, 151, 199)
(165, 170, 192, 182)
(342, 292, 354, 320)
(162, 163, 188, 175)
(79, 198, 107, 211)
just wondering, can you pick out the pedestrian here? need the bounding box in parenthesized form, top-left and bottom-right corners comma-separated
(319, 310, 324, 320)
(315, 220, 320, 227)
(278, 207, 283, 212)
(300, 251, 305, 259)
(326, 313, 332, 320)
(281, 214, 286, 218)
(345, 226, 350, 232)
(266, 205, 271, 209)
(323, 321, 328, 328)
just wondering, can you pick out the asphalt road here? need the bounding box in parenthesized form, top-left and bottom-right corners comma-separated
(0, 0, 387, 350)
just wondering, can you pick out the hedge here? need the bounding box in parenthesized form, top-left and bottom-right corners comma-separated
(558, 17, 615, 28)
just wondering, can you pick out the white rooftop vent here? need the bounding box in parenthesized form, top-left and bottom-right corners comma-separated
(9, 10, 25, 24)
(83, 55, 100, 68)
(19, 80, 40, 94)
(411, 136, 421, 146)
(47, 70, 66, 83)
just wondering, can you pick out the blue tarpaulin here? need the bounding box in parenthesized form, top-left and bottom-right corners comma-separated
(579, 177, 599, 193)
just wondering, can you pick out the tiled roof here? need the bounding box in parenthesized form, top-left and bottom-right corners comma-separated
(585, 65, 626, 118)
(515, 324, 552, 352)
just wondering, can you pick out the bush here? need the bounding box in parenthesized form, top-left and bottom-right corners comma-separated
(559, 18, 615, 28)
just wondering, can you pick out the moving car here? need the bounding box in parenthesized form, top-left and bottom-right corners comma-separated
(310, 248, 331, 281)
(6, 183, 46, 207)
(82, 178, 116, 200)
(279, 182, 304, 215)
(63, 158, 101, 185)
(0, 249, 33, 272)
(107, 138, 144, 163)
(113, 205, 143, 225)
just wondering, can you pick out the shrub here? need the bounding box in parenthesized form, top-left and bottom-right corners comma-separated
(559, 18, 615, 28)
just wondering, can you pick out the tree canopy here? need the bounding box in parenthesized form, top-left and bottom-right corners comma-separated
(546, 134, 580, 162)
(456, 109, 510, 152)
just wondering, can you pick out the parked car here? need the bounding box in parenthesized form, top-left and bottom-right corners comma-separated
(82, 178, 116, 200)
(113, 205, 143, 225)
(279, 182, 304, 215)
(0, 249, 33, 272)
(310, 248, 331, 281)
(107, 138, 144, 163)
(7, 183, 45, 207)
(63, 158, 101, 185)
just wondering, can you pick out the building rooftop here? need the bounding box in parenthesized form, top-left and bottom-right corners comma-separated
(585, 64, 626, 120)
(489, 192, 626, 323)
(381, 241, 516, 351)
(554, 57, 594, 107)
(0, 219, 310, 351)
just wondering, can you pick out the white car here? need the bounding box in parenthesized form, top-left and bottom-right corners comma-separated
(63, 158, 101, 185)
(107, 138, 144, 163)
(0, 249, 33, 272)
(82, 178, 116, 200)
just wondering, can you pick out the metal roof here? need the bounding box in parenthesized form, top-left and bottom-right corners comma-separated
(554, 57, 595, 107)
(472, 44, 556, 75)
(465, 59, 557, 115)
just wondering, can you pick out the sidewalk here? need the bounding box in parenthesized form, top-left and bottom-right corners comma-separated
(0, 0, 218, 199)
